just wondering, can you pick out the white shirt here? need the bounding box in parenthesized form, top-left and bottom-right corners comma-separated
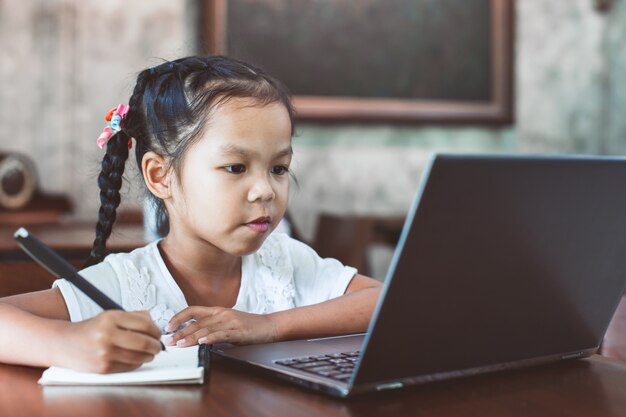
(53, 233, 357, 332)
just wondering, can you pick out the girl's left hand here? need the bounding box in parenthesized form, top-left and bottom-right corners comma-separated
(164, 306, 279, 347)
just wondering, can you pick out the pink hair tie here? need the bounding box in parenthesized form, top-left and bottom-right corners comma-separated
(97, 104, 131, 149)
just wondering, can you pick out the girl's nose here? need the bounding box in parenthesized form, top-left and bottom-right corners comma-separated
(247, 175, 275, 202)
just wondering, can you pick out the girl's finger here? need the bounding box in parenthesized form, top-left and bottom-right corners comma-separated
(165, 308, 195, 332)
(112, 328, 163, 355)
(168, 320, 203, 344)
(95, 346, 156, 373)
(109, 310, 162, 339)
(166, 306, 220, 332)
(109, 345, 157, 366)
(174, 327, 214, 347)
(168, 315, 225, 345)
(198, 330, 236, 345)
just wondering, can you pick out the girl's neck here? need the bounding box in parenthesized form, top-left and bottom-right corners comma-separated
(157, 232, 242, 307)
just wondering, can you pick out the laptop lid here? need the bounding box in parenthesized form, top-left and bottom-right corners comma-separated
(352, 154, 626, 389)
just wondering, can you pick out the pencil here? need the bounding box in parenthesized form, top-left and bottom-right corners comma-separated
(14, 227, 166, 351)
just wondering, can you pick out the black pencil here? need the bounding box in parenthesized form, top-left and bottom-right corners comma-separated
(14, 227, 166, 351)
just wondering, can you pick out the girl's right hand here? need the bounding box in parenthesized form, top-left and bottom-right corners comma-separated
(54, 310, 162, 374)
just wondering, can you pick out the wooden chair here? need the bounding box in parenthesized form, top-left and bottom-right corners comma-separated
(312, 213, 404, 277)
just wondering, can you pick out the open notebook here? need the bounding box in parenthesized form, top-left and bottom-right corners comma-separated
(39, 341, 210, 386)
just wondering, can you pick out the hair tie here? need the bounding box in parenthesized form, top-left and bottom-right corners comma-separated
(97, 104, 131, 149)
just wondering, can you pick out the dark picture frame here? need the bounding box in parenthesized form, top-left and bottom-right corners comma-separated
(201, 0, 514, 124)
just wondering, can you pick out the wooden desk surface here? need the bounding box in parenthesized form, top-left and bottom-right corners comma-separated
(1, 355, 626, 417)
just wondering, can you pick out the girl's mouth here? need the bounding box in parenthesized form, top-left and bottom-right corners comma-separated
(245, 216, 271, 233)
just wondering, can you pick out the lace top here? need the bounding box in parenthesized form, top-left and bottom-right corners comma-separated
(54, 233, 357, 333)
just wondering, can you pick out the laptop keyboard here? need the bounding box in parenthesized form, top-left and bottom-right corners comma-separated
(275, 351, 360, 381)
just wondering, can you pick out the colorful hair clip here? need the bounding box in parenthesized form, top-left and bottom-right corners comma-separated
(97, 104, 131, 149)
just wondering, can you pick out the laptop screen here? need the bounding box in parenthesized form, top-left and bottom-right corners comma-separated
(356, 154, 626, 384)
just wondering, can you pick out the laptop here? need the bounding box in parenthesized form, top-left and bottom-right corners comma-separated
(212, 153, 626, 397)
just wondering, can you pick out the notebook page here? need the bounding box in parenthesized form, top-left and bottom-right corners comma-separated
(39, 343, 203, 385)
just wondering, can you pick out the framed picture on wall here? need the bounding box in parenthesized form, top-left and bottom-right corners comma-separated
(201, 0, 514, 124)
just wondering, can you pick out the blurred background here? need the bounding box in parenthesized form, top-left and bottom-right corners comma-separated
(1, 0, 626, 280)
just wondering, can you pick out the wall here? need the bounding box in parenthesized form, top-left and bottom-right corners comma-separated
(0, 0, 196, 220)
(2, 0, 626, 277)
(287, 0, 626, 277)
(289, 0, 626, 245)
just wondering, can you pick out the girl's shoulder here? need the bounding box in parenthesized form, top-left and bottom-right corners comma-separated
(98, 240, 162, 273)
(82, 240, 167, 309)
(75, 240, 181, 330)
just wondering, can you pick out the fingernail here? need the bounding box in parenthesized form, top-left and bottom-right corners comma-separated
(176, 338, 186, 346)
(198, 337, 207, 344)
(165, 337, 174, 346)
(165, 323, 174, 332)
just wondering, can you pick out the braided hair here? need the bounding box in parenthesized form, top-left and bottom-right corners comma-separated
(84, 55, 295, 268)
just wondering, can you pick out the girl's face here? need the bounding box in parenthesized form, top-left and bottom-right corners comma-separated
(166, 97, 293, 256)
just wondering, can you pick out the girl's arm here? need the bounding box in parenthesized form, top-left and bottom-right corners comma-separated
(271, 274, 381, 340)
(0, 289, 163, 372)
(0, 289, 72, 367)
(166, 274, 382, 346)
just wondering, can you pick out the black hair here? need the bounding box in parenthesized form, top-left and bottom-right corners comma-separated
(84, 55, 295, 268)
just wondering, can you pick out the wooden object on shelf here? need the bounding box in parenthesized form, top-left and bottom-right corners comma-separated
(0, 152, 73, 225)
(0, 152, 37, 209)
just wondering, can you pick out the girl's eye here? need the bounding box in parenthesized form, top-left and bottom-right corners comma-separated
(271, 166, 289, 175)
(224, 164, 246, 174)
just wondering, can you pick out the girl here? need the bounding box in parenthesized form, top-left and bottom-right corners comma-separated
(0, 55, 381, 373)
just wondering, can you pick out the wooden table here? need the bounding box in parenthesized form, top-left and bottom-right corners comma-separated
(1, 355, 626, 417)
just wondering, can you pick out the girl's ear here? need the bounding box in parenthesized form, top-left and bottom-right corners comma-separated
(142, 152, 172, 199)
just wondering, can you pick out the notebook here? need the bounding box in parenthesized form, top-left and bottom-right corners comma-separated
(39, 339, 209, 386)
(212, 153, 626, 397)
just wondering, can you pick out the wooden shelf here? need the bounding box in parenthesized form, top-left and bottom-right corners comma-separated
(0, 192, 72, 226)
(0, 222, 147, 262)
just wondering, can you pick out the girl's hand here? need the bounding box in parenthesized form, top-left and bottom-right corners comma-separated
(164, 307, 278, 347)
(56, 310, 163, 374)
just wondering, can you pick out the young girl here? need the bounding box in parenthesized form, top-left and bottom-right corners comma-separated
(0, 55, 381, 373)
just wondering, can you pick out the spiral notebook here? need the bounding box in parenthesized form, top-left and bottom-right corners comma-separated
(39, 342, 210, 386)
